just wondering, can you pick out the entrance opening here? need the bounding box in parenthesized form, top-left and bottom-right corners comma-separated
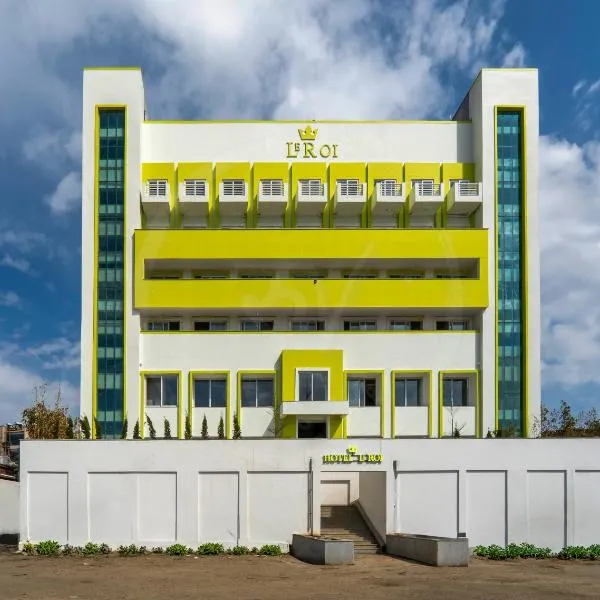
(298, 420, 327, 438)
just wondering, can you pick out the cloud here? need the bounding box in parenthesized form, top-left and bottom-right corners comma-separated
(502, 42, 526, 68)
(540, 136, 600, 388)
(0, 291, 21, 308)
(0, 255, 32, 274)
(26, 337, 81, 370)
(22, 129, 81, 172)
(45, 171, 81, 214)
(571, 78, 600, 132)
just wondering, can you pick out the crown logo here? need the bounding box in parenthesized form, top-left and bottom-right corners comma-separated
(298, 125, 318, 141)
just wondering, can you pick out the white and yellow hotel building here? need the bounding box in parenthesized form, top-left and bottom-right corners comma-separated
(80, 67, 540, 440)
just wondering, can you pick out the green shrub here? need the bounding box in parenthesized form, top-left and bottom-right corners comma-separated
(557, 546, 591, 560)
(474, 543, 552, 560)
(99, 543, 111, 555)
(151, 547, 164, 554)
(258, 544, 282, 556)
(197, 542, 224, 555)
(251, 546, 259, 554)
(35, 540, 61, 556)
(82, 542, 101, 555)
(217, 416, 225, 439)
(588, 544, 600, 559)
(185, 413, 192, 439)
(166, 544, 190, 556)
(62, 544, 81, 556)
(118, 544, 143, 556)
(164, 418, 172, 439)
(121, 418, 128, 439)
(146, 415, 157, 439)
(201, 414, 208, 439)
(22, 542, 35, 555)
(231, 545, 250, 555)
(233, 412, 241, 439)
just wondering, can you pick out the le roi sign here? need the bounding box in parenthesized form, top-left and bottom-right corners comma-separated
(286, 126, 339, 160)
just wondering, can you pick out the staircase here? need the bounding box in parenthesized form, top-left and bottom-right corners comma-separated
(320, 504, 381, 555)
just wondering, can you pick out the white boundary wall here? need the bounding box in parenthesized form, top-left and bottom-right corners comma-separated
(20, 439, 600, 551)
(0, 479, 19, 537)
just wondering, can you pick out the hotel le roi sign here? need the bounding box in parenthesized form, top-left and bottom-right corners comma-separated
(286, 126, 339, 159)
(322, 446, 383, 464)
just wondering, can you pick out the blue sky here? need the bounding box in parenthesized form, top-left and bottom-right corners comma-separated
(0, 0, 599, 422)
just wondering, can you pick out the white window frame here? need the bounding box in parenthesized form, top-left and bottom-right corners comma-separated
(394, 376, 425, 407)
(291, 319, 325, 331)
(260, 179, 284, 196)
(411, 178, 435, 195)
(337, 178, 361, 195)
(240, 319, 275, 331)
(296, 368, 330, 402)
(184, 179, 207, 196)
(222, 179, 246, 196)
(145, 320, 181, 332)
(436, 319, 470, 331)
(442, 377, 470, 408)
(389, 319, 422, 331)
(145, 374, 179, 407)
(377, 178, 398, 196)
(147, 179, 168, 197)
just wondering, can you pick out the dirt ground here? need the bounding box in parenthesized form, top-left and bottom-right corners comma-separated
(1, 551, 600, 600)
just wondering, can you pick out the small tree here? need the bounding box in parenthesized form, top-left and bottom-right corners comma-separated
(164, 418, 172, 439)
(121, 417, 128, 439)
(80, 416, 91, 440)
(94, 417, 102, 440)
(146, 415, 157, 439)
(133, 420, 141, 439)
(22, 384, 70, 439)
(66, 417, 75, 440)
(217, 416, 225, 439)
(233, 412, 241, 439)
(185, 413, 192, 439)
(201, 414, 208, 439)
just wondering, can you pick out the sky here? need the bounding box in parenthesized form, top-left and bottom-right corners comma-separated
(0, 0, 599, 422)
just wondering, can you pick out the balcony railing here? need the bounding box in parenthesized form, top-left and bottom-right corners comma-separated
(335, 181, 366, 202)
(447, 181, 482, 215)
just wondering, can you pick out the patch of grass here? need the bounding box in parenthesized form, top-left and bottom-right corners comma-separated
(22, 542, 35, 556)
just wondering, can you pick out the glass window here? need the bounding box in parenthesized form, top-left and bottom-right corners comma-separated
(291, 320, 325, 331)
(291, 272, 326, 279)
(344, 320, 377, 331)
(389, 320, 422, 331)
(436, 320, 469, 331)
(240, 273, 273, 279)
(388, 272, 424, 279)
(343, 273, 377, 279)
(194, 378, 227, 408)
(146, 320, 180, 332)
(348, 378, 377, 407)
(194, 320, 228, 331)
(241, 378, 274, 407)
(443, 378, 469, 407)
(298, 371, 328, 401)
(395, 378, 423, 407)
(337, 179, 361, 195)
(146, 375, 178, 407)
(241, 320, 274, 331)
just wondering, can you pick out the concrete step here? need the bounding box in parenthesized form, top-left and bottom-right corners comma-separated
(320, 504, 381, 554)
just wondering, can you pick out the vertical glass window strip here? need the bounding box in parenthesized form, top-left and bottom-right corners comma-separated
(496, 110, 524, 434)
(96, 109, 126, 438)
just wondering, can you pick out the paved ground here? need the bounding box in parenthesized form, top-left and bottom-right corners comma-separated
(1, 552, 600, 599)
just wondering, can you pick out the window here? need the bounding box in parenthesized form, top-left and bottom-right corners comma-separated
(241, 320, 274, 331)
(184, 179, 207, 196)
(389, 320, 422, 331)
(146, 320, 180, 332)
(194, 320, 228, 331)
(298, 371, 328, 401)
(395, 377, 423, 407)
(388, 272, 424, 279)
(435, 273, 469, 279)
(291, 320, 325, 331)
(146, 272, 181, 280)
(436, 320, 469, 331)
(147, 179, 168, 197)
(146, 375, 178, 407)
(377, 179, 398, 196)
(443, 378, 469, 407)
(338, 179, 361, 195)
(291, 272, 326, 279)
(193, 272, 228, 279)
(343, 273, 377, 279)
(194, 378, 227, 408)
(348, 378, 377, 407)
(240, 273, 274, 279)
(412, 178, 435, 194)
(222, 179, 245, 196)
(241, 378, 274, 407)
(299, 179, 323, 195)
(344, 320, 377, 331)
(260, 179, 284, 195)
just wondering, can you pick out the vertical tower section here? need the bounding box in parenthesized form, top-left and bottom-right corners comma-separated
(95, 108, 126, 438)
(495, 109, 525, 434)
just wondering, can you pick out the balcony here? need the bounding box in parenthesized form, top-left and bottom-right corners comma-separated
(141, 180, 170, 220)
(258, 180, 288, 217)
(409, 182, 444, 216)
(280, 401, 350, 416)
(179, 180, 209, 218)
(372, 181, 406, 220)
(296, 182, 328, 217)
(333, 181, 366, 217)
(219, 180, 248, 226)
(447, 181, 482, 216)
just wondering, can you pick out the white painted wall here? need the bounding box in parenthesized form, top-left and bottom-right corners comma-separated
(358, 471, 386, 541)
(0, 479, 19, 536)
(142, 122, 473, 164)
(20, 439, 600, 551)
(140, 331, 478, 438)
(321, 471, 359, 505)
(395, 407, 429, 437)
(443, 407, 476, 437)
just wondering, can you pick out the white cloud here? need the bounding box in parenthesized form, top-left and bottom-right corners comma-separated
(502, 42, 526, 68)
(0, 255, 32, 274)
(26, 337, 81, 370)
(22, 129, 81, 171)
(45, 171, 81, 214)
(0, 291, 21, 308)
(571, 78, 600, 131)
(572, 79, 587, 97)
(540, 136, 600, 387)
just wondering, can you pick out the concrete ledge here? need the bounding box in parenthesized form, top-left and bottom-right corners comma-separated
(292, 534, 354, 565)
(386, 534, 469, 566)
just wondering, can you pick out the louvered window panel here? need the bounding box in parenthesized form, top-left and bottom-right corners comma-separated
(222, 179, 245, 196)
(261, 179, 284, 196)
(184, 179, 206, 196)
(147, 179, 167, 197)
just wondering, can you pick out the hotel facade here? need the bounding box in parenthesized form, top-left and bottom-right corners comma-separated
(80, 68, 540, 441)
